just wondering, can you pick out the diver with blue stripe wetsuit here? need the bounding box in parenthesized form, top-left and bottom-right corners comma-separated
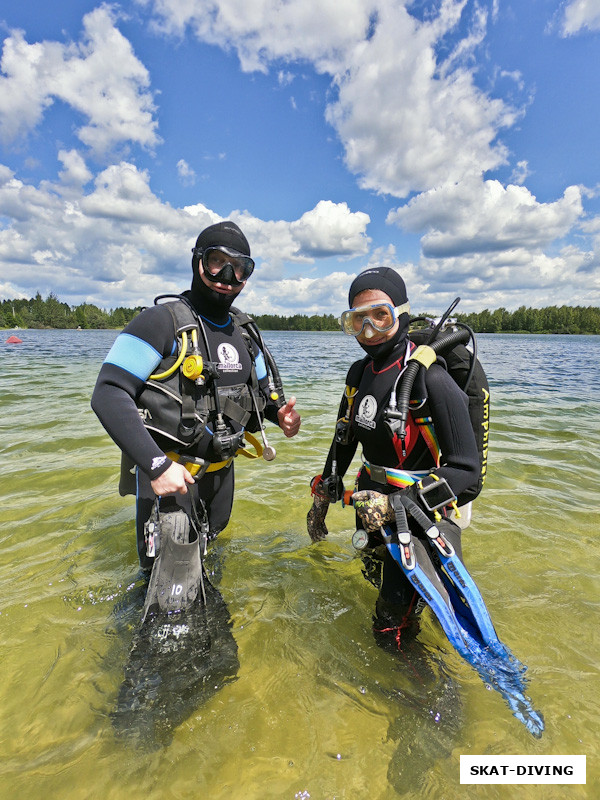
(92, 221, 301, 573)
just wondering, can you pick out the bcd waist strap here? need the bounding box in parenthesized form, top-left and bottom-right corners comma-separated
(363, 461, 429, 489)
(165, 431, 264, 477)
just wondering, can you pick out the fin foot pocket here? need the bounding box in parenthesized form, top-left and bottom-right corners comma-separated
(160, 508, 191, 544)
(142, 510, 203, 621)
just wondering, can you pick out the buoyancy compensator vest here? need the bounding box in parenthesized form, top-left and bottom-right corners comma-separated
(136, 295, 268, 453)
(337, 298, 490, 507)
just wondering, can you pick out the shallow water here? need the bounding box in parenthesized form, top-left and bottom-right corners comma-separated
(0, 329, 598, 798)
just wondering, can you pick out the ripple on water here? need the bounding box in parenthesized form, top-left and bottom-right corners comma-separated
(1, 331, 599, 799)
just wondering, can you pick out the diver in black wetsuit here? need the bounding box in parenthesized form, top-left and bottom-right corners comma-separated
(92, 221, 301, 571)
(307, 267, 480, 632)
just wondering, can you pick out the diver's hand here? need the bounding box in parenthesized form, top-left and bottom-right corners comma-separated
(307, 495, 330, 542)
(351, 490, 394, 532)
(151, 462, 195, 496)
(278, 396, 301, 438)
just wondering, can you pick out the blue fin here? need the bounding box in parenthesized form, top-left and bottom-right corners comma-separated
(381, 508, 544, 738)
(384, 535, 472, 661)
(399, 495, 524, 663)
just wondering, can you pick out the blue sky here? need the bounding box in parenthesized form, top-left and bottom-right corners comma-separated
(1, 0, 599, 317)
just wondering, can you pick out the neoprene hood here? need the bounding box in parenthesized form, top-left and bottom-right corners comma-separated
(190, 220, 251, 322)
(348, 267, 408, 308)
(193, 221, 251, 259)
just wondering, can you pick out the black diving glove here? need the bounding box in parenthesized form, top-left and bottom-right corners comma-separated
(307, 495, 330, 542)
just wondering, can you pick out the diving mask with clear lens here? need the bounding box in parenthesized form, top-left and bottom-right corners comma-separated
(193, 245, 255, 285)
(340, 301, 410, 337)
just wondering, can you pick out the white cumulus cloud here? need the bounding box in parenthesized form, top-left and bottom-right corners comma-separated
(232, 201, 370, 265)
(143, 0, 516, 198)
(1, 2, 598, 313)
(177, 159, 197, 185)
(242, 272, 352, 315)
(560, 0, 600, 35)
(325, 1, 516, 197)
(144, 0, 379, 71)
(0, 5, 160, 155)
(290, 201, 370, 258)
(0, 159, 372, 309)
(58, 150, 93, 187)
(388, 177, 584, 257)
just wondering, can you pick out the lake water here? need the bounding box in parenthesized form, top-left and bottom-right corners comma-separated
(0, 329, 598, 799)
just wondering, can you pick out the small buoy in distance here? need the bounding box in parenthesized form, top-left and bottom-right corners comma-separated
(5, 335, 23, 344)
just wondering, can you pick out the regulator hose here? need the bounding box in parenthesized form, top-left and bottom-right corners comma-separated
(385, 327, 471, 441)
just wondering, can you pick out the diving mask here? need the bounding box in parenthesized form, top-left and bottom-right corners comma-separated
(193, 245, 255, 286)
(341, 301, 410, 337)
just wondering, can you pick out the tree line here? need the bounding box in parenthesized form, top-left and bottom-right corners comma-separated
(254, 305, 600, 334)
(454, 304, 600, 334)
(2, 292, 600, 334)
(1, 293, 141, 330)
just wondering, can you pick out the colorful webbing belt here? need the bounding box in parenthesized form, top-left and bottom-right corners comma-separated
(362, 461, 430, 489)
(412, 413, 441, 467)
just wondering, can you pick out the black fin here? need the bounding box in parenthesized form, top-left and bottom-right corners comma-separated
(141, 510, 202, 622)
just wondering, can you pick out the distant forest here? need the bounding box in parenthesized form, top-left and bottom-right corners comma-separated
(2, 292, 600, 334)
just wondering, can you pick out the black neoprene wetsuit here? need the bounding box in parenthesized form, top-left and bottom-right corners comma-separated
(321, 339, 480, 613)
(91, 293, 281, 569)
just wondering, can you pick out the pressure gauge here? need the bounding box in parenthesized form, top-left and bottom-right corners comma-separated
(262, 445, 277, 462)
(352, 528, 370, 551)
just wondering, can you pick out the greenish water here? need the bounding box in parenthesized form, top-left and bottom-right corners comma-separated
(0, 330, 598, 799)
